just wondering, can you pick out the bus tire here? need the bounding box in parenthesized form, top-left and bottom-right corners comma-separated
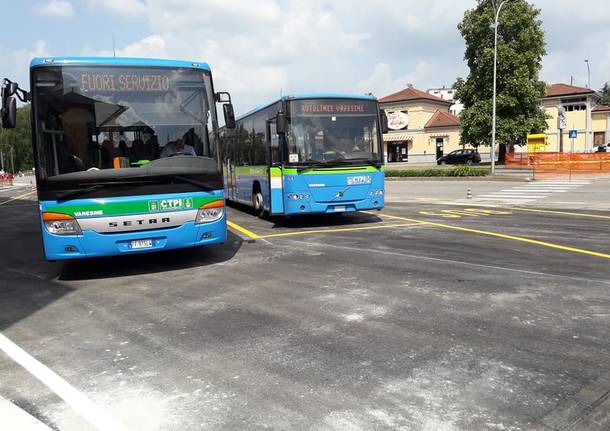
(252, 188, 265, 218)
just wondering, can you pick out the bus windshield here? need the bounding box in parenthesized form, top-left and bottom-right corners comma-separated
(32, 66, 217, 182)
(287, 98, 382, 165)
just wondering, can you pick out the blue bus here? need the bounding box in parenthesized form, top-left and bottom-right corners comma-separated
(1, 57, 237, 260)
(219, 94, 385, 216)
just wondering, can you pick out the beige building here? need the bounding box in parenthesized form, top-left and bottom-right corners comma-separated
(379, 82, 610, 164)
(379, 86, 465, 164)
(542, 83, 610, 152)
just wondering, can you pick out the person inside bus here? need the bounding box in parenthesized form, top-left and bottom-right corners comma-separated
(160, 137, 197, 157)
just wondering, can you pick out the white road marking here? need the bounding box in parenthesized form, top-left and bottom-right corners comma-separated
(0, 333, 129, 431)
(478, 194, 550, 198)
(472, 180, 590, 205)
(283, 240, 610, 286)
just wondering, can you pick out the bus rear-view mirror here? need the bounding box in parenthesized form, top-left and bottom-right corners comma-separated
(1, 96, 16, 129)
(223, 103, 236, 129)
(381, 111, 389, 134)
(276, 112, 287, 135)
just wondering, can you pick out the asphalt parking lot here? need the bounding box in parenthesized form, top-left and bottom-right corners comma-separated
(1, 183, 609, 431)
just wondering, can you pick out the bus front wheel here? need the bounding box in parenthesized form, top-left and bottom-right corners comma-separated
(253, 190, 265, 218)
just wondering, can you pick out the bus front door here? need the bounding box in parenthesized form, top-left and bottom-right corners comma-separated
(267, 119, 284, 215)
(226, 160, 236, 201)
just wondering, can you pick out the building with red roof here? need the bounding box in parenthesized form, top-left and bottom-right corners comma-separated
(379, 85, 483, 164)
(542, 83, 609, 151)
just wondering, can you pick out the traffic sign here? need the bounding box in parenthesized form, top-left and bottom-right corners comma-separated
(569, 129, 578, 139)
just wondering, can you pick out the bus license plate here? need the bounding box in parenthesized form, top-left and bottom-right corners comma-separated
(347, 175, 372, 185)
(334, 205, 346, 212)
(130, 239, 152, 249)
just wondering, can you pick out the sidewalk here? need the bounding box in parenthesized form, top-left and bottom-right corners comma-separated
(0, 396, 54, 430)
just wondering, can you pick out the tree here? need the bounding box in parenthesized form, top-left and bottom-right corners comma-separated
(454, 0, 548, 162)
(600, 82, 610, 105)
(0, 105, 33, 173)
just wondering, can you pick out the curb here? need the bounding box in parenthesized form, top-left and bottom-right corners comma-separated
(386, 175, 531, 182)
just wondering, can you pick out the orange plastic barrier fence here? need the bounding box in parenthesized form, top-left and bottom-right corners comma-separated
(0, 174, 14, 186)
(505, 152, 610, 177)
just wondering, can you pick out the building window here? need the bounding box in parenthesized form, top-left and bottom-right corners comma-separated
(564, 104, 586, 112)
(387, 141, 409, 162)
(594, 131, 606, 147)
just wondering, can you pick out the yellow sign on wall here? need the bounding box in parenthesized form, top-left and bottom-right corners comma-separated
(527, 134, 546, 154)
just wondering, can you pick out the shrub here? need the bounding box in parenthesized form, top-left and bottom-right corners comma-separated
(385, 166, 490, 177)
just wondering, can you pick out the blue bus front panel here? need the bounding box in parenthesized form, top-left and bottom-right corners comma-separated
(280, 169, 384, 215)
(39, 191, 226, 260)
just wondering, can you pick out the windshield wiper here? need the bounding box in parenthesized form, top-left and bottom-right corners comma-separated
(55, 184, 105, 201)
(171, 175, 215, 191)
(334, 158, 382, 168)
(55, 180, 158, 201)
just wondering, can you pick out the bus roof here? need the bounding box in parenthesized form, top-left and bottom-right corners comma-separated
(237, 93, 377, 121)
(30, 57, 211, 71)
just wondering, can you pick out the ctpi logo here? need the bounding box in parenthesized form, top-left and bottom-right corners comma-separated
(148, 198, 193, 212)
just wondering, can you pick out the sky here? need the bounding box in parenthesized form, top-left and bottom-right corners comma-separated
(2, 0, 610, 114)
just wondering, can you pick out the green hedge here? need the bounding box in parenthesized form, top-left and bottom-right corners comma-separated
(385, 166, 490, 177)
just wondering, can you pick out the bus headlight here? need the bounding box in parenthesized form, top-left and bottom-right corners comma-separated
(286, 193, 310, 200)
(42, 212, 82, 235)
(195, 200, 225, 224)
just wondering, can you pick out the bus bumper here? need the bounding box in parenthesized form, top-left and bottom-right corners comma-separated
(282, 196, 384, 215)
(41, 217, 227, 260)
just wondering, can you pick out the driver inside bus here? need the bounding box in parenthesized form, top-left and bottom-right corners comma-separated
(160, 137, 197, 157)
(328, 130, 357, 155)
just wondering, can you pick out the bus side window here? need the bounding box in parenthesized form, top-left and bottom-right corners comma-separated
(269, 122, 280, 164)
(252, 112, 267, 166)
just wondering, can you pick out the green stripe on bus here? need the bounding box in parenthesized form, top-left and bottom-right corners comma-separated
(46, 196, 219, 217)
(234, 166, 267, 176)
(283, 166, 381, 175)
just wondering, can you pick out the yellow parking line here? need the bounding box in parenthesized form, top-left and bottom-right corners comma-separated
(257, 222, 421, 239)
(511, 207, 610, 220)
(0, 190, 36, 206)
(369, 212, 610, 260)
(227, 220, 259, 240)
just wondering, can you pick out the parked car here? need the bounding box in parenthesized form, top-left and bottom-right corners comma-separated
(437, 149, 481, 165)
(595, 144, 609, 152)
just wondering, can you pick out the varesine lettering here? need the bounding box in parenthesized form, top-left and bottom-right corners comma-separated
(300, 104, 366, 113)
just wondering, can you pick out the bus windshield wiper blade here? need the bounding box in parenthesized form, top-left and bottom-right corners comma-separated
(303, 159, 330, 165)
(338, 158, 382, 168)
(171, 175, 214, 191)
(55, 184, 105, 201)
(55, 180, 157, 201)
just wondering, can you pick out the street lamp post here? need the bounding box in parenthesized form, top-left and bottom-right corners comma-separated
(491, 0, 511, 176)
(584, 59, 590, 88)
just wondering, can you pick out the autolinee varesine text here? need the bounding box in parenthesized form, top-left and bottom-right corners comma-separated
(300, 104, 366, 113)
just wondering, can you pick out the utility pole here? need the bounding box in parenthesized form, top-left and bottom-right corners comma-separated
(10, 146, 14, 174)
(491, 0, 511, 175)
(585, 59, 590, 89)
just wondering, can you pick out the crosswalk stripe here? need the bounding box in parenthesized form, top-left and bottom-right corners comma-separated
(470, 180, 589, 205)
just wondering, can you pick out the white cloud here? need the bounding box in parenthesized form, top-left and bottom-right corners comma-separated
(34, 0, 74, 17)
(33, 0, 610, 114)
(85, 0, 378, 112)
(91, 0, 146, 14)
(0, 41, 50, 93)
(357, 61, 438, 98)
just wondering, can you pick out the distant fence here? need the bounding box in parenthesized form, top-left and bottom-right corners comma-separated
(0, 173, 14, 187)
(505, 152, 610, 178)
